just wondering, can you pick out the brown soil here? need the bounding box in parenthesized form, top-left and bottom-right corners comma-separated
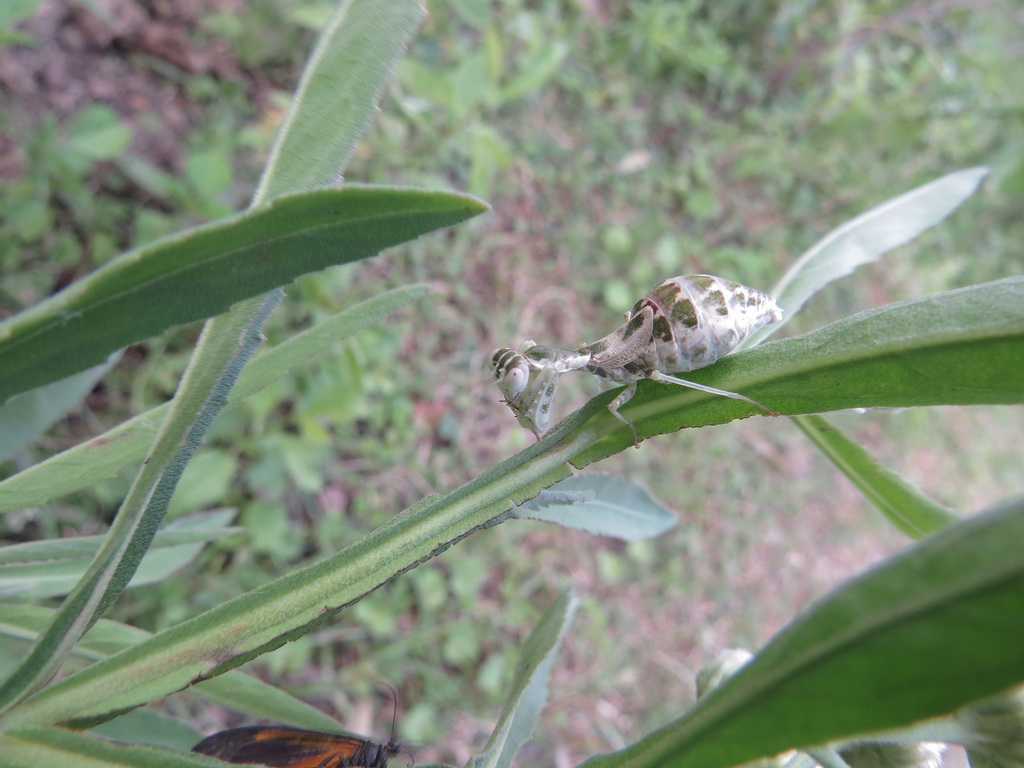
(0, 0, 258, 176)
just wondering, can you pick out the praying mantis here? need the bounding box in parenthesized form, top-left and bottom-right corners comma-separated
(491, 274, 782, 443)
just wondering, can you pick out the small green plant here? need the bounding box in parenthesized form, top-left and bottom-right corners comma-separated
(0, 100, 248, 321)
(0, 105, 131, 297)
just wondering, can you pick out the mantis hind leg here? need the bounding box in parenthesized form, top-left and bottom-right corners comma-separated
(606, 379, 640, 447)
(648, 370, 778, 417)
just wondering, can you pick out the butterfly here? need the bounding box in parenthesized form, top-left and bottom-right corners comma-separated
(192, 724, 402, 768)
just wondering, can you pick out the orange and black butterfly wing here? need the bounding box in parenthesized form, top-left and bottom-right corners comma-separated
(192, 725, 394, 768)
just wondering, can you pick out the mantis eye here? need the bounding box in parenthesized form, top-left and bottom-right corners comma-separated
(500, 363, 529, 399)
(491, 349, 530, 400)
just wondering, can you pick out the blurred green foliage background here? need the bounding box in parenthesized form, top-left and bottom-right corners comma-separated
(1, 0, 1022, 764)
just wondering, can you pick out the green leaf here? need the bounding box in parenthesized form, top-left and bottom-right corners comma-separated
(0, 511, 238, 600)
(0, 30, 33, 45)
(254, 0, 425, 200)
(166, 452, 238, 517)
(468, 125, 511, 199)
(3, 726, 218, 767)
(0, 604, 343, 732)
(568, 276, 1024, 464)
(499, 42, 569, 103)
(0, 187, 486, 403)
(745, 166, 990, 348)
(184, 150, 232, 205)
(577, 493, 1024, 768)
(450, 0, 491, 29)
(89, 709, 201, 751)
(8, 197, 51, 242)
(451, 51, 490, 118)
(66, 105, 132, 161)
(793, 414, 959, 538)
(0, 352, 119, 461)
(467, 590, 578, 768)
(512, 474, 677, 541)
(395, 58, 453, 109)
(116, 156, 187, 204)
(0, 510, 236, 567)
(958, 686, 1024, 768)
(0, 285, 431, 513)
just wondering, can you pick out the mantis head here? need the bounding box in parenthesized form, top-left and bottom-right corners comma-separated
(490, 342, 589, 436)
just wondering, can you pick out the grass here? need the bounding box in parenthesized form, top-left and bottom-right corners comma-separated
(1, 0, 1023, 765)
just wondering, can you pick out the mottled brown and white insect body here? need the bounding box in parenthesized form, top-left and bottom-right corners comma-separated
(491, 275, 781, 443)
(585, 275, 781, 375)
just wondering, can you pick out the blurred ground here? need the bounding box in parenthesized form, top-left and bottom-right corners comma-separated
(0, 0, 245, 177)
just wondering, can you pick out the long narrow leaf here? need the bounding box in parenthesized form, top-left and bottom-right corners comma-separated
(0, 512, 236, 566)
(792, 414, 959, 538)
(576, 493, 1024, 768)
(0, 511, 238, 600)
(0, 187, 484, 402)
(0, 285, 431, 513)
(0, 604, 343, 731)
(255, 0, 424, 199)
(467, 590, 578, 768)
(745, 166, 989, 348)
(3, 726, 221, 767)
